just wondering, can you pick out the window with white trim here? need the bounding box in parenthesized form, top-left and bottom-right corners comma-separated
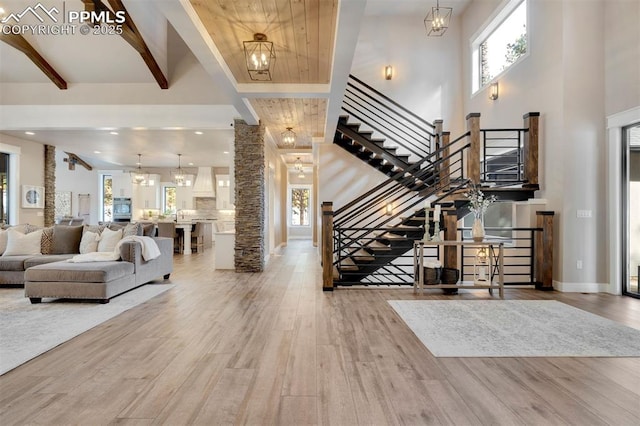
(471, 0, 528, 94)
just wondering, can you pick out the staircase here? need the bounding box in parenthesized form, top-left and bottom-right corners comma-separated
(326, 75, 540, 288)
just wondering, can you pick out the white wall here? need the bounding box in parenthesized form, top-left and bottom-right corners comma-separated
(317, 144, 388, 213)
(350, 13, 466, 136)
(604, 0, 640, 116)
(55, 150, 101, 225)
(460, 0, 627, 290)
(0, 133, 45, 226)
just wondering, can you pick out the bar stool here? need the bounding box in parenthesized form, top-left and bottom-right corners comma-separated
(157, 222, 183, 253)
(191, 222, 205, 253)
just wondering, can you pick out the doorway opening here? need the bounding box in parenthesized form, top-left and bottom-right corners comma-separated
(622, 123, 640, 298)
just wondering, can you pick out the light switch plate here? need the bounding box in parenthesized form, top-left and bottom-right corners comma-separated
(576, 210, 592, 218)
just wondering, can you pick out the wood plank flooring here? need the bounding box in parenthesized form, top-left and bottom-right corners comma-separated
(1, 241, 639, 425)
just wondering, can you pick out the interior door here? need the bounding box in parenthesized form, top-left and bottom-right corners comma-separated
(623, 123, 640, 297)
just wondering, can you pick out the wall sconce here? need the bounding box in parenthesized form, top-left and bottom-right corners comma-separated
(474, 247, 490, 285)
(489, 82, 499, 100)
(385, 202, 393, 216)
(384, 65, 393, 80)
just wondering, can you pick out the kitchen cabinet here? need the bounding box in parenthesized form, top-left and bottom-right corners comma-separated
(216, 174, 232, 210)
(136, 175, 160, 210)
(111, 172, 133, 198)
(176, 177, 194, 210)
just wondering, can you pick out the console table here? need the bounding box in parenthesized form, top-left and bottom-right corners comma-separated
(413, 240, 505, 298)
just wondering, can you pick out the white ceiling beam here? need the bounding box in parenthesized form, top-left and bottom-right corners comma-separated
(323, 0, 368, 143)
(0, 105, 237, 130)
(236, 83, 331, 98)
(156, 0, 259, 125)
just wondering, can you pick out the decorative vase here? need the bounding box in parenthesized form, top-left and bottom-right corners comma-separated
(472, 216, 485, 242)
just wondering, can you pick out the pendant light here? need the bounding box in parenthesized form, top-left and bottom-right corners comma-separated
(130, 154, 151, 186)
(172, 154, 188, 186)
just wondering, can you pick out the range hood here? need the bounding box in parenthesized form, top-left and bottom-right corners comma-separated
(192, 167, 215, 197)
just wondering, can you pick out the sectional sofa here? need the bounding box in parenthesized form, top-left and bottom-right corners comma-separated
(0, 223, 173, 303)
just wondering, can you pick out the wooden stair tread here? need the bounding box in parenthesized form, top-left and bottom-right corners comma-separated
(339, 256, 359, 271)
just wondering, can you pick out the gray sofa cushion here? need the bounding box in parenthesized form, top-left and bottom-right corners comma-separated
(0, 255, 34, 271)
(52, 225, 84, 254)
(25, 254, 75, 268)
(25, 261, 134, 283)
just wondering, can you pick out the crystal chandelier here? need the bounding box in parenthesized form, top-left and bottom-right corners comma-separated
(294, 157, 303, 172)
(130, 154, 151, 186)
(173, 154, 187, 186)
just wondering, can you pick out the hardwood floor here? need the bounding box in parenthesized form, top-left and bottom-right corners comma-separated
(1, 240, 639, 425)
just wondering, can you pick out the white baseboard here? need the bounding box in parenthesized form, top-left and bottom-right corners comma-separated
(553, 281, 611, 293)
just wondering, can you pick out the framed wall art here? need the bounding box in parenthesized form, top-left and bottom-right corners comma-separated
(22, 185, 44, 209)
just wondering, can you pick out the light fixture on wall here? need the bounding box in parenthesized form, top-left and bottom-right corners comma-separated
(424, 0, 452, 37)
(130, 154, 152, 186)
(172, 154, 189, 186)
(384, 65, 393, 80)
(385, 202, 394, 216)
(243, 33, 276, 81)
(294, 157, 303, 172)
(281, 127, 296, 147)
(489, 82, 499, 100)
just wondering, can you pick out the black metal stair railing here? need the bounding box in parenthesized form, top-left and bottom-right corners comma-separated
(333, 140, 471, 285)
(342, 75, 436, 163)
(481, 128, 527, 185)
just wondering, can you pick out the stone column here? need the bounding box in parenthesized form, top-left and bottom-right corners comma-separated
(234, 119, 265, 272)
(44, 145, 56, 227)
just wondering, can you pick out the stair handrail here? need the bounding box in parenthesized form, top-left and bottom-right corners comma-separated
(334, 130, 470, 219)
(341, 75, 436, 160)
(348, 75, 435, 131)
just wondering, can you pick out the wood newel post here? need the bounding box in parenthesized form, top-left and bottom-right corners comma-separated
(443, 211, 458, 270)
(466, 113, 481, 185)
(439, 131, 451, 189)
(535, 211, 554, 291)
(523, 112, 540, 188)
(322, 202, 334, 291)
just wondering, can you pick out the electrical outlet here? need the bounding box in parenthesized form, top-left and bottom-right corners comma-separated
(577, 210, 592, 218)
(577, 260, 583, 270)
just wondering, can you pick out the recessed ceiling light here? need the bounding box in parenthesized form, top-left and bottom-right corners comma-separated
(223, 151, 229, 154)
(188, 162, 194, 166)
(110, 131, 118, 135)
(25, 131, 35, 136)
(194, 131, 203, 135)
(94, 150, 101, 154)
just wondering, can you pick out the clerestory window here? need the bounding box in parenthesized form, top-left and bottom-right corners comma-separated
(471, 0, 528, 94)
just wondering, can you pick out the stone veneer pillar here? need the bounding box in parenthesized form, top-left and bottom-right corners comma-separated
(44, 145, 56, 227)
(233, 119, 265, 272)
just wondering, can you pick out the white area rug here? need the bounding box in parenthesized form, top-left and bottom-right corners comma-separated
(388, 300, 640, 357)
(0, 284, 173, 375)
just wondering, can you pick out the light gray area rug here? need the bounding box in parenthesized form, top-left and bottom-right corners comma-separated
(388, 300, 640, 357)
(0, 284, 173, 375)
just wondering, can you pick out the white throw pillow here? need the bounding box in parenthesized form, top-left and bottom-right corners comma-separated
(79, 231, 100, 254)
(3, 229, 43, 256)
(0, 229, 8, 255)
(97, 227, 122, 253)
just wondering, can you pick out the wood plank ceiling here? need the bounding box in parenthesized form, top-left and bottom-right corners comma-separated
(189, 0, 338, 149)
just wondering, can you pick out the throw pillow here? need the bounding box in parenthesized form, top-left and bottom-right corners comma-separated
(52, 225, 84, 254)
(3, 229, 44, 256)
(0, 229, 7, 255)
(40, 226, 54, 254)
(141, 223, 156, 237)
(79, 231, 100, 254)
(83, 224, 106, 235)
(97, 227, 122, 252)
(123, 223, 140, 237)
